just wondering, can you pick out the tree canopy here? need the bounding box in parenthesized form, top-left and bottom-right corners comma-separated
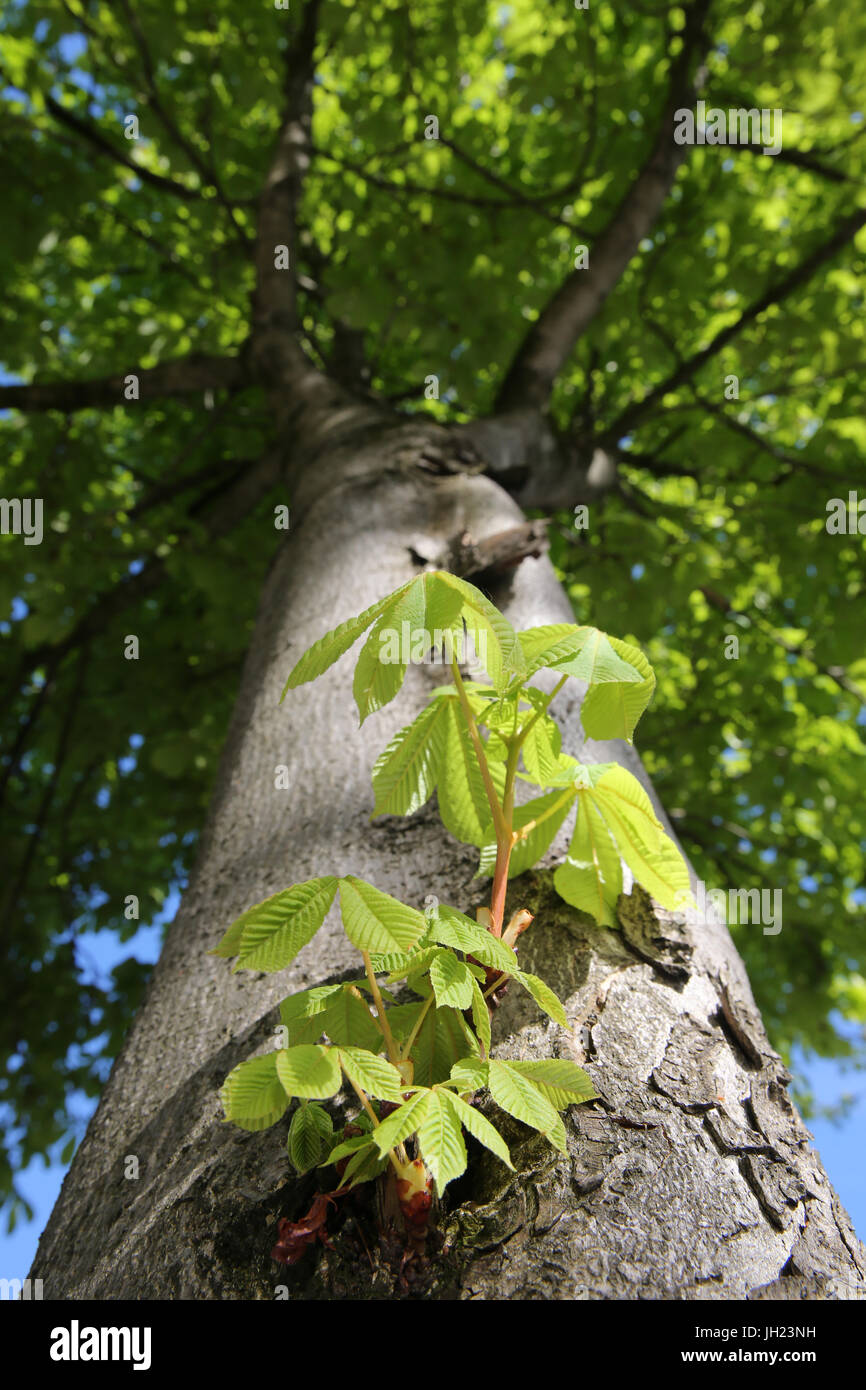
(1, 0, 864, 1228)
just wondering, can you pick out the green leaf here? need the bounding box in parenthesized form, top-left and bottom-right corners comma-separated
(279, 984, 345, 1044)
(512, 970, 569, 1027)
(590, 767, 690, 909)
(487, 1059, 566, 1150)
(580, 634, 656, 742)
(220, 1053, 288, 1132)
(323, 1133, 371, 1166)
(338, 1046, 404, 1102)
(520, 708, 567, 784)
(371, 698, 450, 817)
(415, 1088, 468, 1192)
(275, 1044, 343, 1099)
(448, 1057, 489, 1092)
(287, 1102, 334, 1173)
(220, 877, 338, 973)
(477, 789, 575, 879)
(438, 699, 503, 846)
(370, 1089, 431, 1153)
(282, 588, 405, 696)
(553, 794, 622, 926)
(388, 1000, 480, 1085)
(548, 627, 644, 686)
(430, 906, 519, 976)
(444, 1090, 513, 1169)
(518, 624, 585, 676)
(469, 975, 491, 1055)
(339, 876, 427, 954)
(507, 1059, 598, 1109)
(341, 1141, 389, 1186)
(383, 946, 440, 986)
(317, 986, 383, 1052)
(429, 949, 475, 1009)
(436, 573, 526, 693)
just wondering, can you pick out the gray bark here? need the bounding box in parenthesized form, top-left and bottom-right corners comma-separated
(30, 416, 865, 1300)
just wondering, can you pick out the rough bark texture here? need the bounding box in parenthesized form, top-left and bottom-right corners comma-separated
(30, 419, 865, 1300)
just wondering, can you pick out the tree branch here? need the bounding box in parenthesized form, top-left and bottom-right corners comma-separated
(252, 0, 321, 331)
(44, 93, 202, 201)
(0, 354, 243, 414)
(606, 203, 866, 439)
(494, 0, 712, 412)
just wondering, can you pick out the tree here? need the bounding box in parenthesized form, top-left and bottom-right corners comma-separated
(2, 0, 863, 1296)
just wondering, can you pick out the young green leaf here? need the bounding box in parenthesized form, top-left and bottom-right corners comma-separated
(430, 906, 519, 977)
(436, 572, 526, 693)
(579, 634, 656, 742)
(371, 698, 450, 817)
(281, 588, 406, 697)
(338, 1046, 404, 1102)
(429, 949, 475, 1010)
(276, 1044, 343, 1100)
(518, 624, 585, 677)
(444, 1090, 513, 1170)
(341, 1141, 389, 1186)
(469, 975, 492, 1055)
(415, 1088, 468, 1192)
(438, 699, 503, 846)
(487, 1059, 566, 1150)
(220, 1053, 288, 1132)
(448, 1057, 489, 1093)
(512, 970, 569, 1027)
(287, 1102, 334, 1173)
(547, 627, 644, 687)
(388, 1000, 480, 1085)
(590, 767, 690, 909)
(217, 877, 338, 973)
(279, 984, 345, 1045)
(316, 986, 383, 1052)
(339, 876, 427, 954)
(370, 1089, 431, 1153)
(553, 795, 622, 927)
(506, 1059, 598, 1109)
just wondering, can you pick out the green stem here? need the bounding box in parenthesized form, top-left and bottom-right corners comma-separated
(450, 658, 507, 841)
(399, 992, 435, 1061)
(512, 785, 577, 842)
(344, 1073, 406, 1173)
(362, 951, 401, 1068)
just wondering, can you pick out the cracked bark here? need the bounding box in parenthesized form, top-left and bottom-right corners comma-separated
(28, 414, 865, 1301)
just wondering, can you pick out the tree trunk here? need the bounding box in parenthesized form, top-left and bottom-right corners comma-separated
(30, 416, 865, 1300)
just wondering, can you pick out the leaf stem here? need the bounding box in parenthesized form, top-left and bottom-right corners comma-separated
(344, 1073, 405, 1174)
(399, 992, 435, 1061)
(516, 674, 568, 746)
(450, 658, 507, 841)
(362, 950, 401, 1068)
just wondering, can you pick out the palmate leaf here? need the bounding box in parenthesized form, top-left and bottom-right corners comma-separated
(370, 1088, 430, 1152)
(506, 1060, 598, 1109)
(287, 1102, 334, 1174)
(429, 905, 520, 977)
(553, 794, 622, 927)
(221, 1053, 288, 1132)
(487, 1059, 567, 1152)
(438, 573, 526, 693)
(279, 984, 345, 1045)
(276, 1044, 343, 1099)
(211, 876, 338, 973)
(589, 766, 690, 910)
(314, 986, 383, 1052)
(518, 624, 585, 677)
(371, 697, 450, 817)
(444, 1090, 513, 1170)
(580, 634, 656, 742)
(339, 876, 427, 954)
